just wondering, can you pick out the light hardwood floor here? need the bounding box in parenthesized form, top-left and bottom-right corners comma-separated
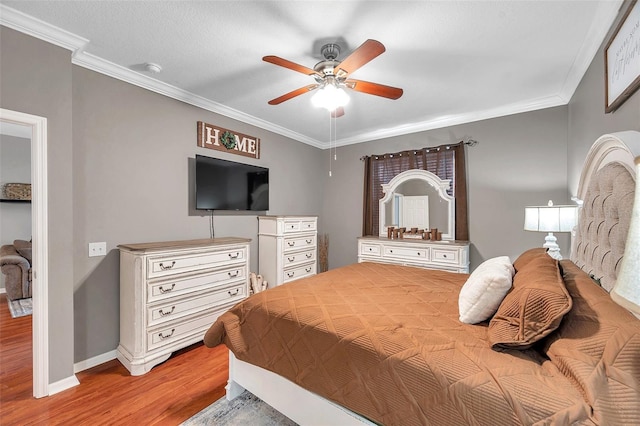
(0, 293, 229, 425)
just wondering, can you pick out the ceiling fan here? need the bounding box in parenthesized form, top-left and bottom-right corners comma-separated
(263, 39, 403, 117)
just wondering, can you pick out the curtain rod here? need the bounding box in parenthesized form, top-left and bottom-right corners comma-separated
(359, 139, 478, 161)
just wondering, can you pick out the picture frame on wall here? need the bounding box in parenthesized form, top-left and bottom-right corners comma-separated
(605, 0, 640, 113)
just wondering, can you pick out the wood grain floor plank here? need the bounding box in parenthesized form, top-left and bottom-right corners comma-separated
(0, 294, 229, 425)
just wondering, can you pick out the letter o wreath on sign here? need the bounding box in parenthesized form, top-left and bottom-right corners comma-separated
(221, 131, 236, 150)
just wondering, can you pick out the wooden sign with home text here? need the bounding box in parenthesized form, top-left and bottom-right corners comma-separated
(197, 121, 261, 159)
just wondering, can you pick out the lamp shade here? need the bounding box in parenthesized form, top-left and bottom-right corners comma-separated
(524, 201, 577, 232)
(611, 156, 640, 316)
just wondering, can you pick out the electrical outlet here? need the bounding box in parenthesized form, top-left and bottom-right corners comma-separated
(88, 242, 107, 257)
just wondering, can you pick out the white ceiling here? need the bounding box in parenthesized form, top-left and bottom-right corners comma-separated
(0, 1, 624, 148)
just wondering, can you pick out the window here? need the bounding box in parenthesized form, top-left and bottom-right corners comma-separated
(362, 142, 468, 239)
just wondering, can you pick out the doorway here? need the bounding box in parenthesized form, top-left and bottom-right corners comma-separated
(0, 108, 49, 398)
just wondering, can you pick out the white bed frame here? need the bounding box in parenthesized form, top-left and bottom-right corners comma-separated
(225, 131, 640, 425)
(226, 352, 374, 425)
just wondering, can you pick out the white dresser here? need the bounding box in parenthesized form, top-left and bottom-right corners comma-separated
(258, 216, 317, 287)
(117, 237, 250, 375)
(358, 236, 470, 273)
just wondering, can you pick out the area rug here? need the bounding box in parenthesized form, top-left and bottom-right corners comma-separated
(7, 297, 32, 318)
(182, 390, 297, 426)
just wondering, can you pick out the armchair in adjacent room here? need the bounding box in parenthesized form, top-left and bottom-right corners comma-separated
(0, 240, 32, 301)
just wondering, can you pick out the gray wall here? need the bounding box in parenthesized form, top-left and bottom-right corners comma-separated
(323, 106, 570, 271)
(1, 0, 639, 384)
(71, 67, 325, 361)
(0, 27, 75, 383)
(567, 0, 640, 195)
(0, 134, 32, 291)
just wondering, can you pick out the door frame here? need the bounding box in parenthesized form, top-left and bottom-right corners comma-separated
(0, 108, 49, 398)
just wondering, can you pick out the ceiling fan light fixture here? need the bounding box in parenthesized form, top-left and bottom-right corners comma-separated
(311, 84, 350, 111)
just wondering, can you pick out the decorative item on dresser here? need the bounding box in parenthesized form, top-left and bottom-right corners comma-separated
(358, 236, 470, 273)
(258, 216, 317, 287)
(117, 237, 250, 375)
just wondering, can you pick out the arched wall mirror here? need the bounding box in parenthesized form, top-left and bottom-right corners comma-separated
(379, 169, 455, 240)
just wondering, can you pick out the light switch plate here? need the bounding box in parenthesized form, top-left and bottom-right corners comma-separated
(88, 242, 107, 257)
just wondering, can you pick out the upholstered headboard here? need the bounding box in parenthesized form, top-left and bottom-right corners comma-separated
(571, 131, 640, 292)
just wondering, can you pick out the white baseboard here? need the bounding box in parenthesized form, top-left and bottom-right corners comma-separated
(0, 287, 6, 294)
(74, 349, 117, 373)
(48, 374, 80, 395)
(46, 350, 117, 396)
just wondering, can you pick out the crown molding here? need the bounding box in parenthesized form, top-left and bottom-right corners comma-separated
(557, 0, 624, 103)
(0, 4, 325, 149)
(333, 95, 567, 147)
(0, 4, 88, 52)
(71, 51, 325, 149)
(0, 2, 621, 151)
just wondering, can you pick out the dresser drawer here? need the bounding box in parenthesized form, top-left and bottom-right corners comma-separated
(283, 249, 316, 267)
(383, 245, 428, 260)
(147, 247, 246, 278)
(360, 243, 381, 256)
(283, 220, 302, 233)
(283, 262, 316, 283)
(147, 310, 221, 351)
(282, 218, 317, 233)
(300, 219, 317, 232)
(147, 282, 246, 326)
(432, 248, 459, 265)
(283, 235, 316, 253)
(147, 266, 246, 303)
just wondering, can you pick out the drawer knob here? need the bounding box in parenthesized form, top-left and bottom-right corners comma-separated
(287, 257, 295, 262)
(287, 272, 295, 278)
(390, 249, 393, 253)
(306, 253, 312, 258)
(228, 289, 240, 297)
(443, 254, 447, 258)
(158, 329, 175, 340)
(159, 283, 175, 294)
(228, 270, 239, 278)
(159, 261, 176, 271)
(288, 241, 295, 247)
(417, 252, 421, 256)
(305, 267, 311, 273)
(159, 306, 175, 317)
(228, 252, 240, 259)
(305, 239, 312, 244)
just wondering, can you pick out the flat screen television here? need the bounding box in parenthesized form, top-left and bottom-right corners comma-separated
(195, 154, 269, 211)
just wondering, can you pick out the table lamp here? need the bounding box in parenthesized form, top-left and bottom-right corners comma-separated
(524, 200, 577, 260)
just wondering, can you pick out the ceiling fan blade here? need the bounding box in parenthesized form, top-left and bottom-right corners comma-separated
(335, 39, 385, 77)
(345, 79, 403, 100)
(263, 55, 321, 77)
(268, 84, 319, 105)
(331, 107, 345, 118)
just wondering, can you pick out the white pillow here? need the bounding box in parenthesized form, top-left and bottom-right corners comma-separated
(458, 256, 514, 324)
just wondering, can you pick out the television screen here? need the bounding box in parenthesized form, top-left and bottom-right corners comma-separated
(195, 154, 269, 211)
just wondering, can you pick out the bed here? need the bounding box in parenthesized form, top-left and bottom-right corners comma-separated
(204, 131, 640, 425)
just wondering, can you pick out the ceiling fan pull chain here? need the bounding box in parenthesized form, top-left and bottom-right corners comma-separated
(334, 113, 337, 161)
(329, 109, 333, 177)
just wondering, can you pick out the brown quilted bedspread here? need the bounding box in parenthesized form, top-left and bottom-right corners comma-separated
(204, 262, 593, 425)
